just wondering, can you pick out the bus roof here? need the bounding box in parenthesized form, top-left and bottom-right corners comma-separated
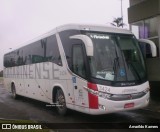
(5, 23, 133, 54)
(57, 23, 132, 35)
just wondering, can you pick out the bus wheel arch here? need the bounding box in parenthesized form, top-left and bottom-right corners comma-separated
(11, 82, 18, 99)
(52, 86, 67, 116)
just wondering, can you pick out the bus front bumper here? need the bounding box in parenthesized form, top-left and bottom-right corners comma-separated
(89, 92, 149, 115)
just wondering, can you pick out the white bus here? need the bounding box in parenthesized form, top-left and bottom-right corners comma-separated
(3, 24, 156, 115)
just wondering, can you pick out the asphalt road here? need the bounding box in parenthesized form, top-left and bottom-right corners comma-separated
(0, 84, 160, 132)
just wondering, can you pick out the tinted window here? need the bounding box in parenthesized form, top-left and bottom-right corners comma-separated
(72, 45, 86, 78)
(31, 41, 44, 63)
(4, 34, 62, 67)
(4, 53, 11, 67)
(59, 30, 82, 69)
(4, 51, 17, 67)
(23, 45, 32, 65)
(17, 49, 25, 66)
(46, 35, 62, 66)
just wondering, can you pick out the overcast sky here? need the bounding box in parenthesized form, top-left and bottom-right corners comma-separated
(0, 0, 129, 70)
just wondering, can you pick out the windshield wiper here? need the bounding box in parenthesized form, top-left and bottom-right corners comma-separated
(113, 47, 120, 81)
(113, 57, 120, 81)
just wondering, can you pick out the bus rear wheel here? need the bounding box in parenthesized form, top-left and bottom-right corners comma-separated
(11, 84, 17, 99)
(55, 88, 67, 116)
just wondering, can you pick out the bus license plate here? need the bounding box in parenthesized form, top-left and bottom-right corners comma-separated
(124, 103, 134, 108)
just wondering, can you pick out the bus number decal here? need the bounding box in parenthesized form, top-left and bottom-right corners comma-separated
(98, 85, 110, 93)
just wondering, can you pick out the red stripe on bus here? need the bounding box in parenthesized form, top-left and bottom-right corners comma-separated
(88, 93, 98, 109)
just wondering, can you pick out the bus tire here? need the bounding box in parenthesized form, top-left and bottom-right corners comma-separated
(55, 88, 67, 116)
(11, 83, 18, 99)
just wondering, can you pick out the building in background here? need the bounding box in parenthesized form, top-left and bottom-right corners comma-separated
(128, 0, 160, 96)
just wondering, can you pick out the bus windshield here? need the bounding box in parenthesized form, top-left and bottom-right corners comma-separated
(85, 32, 146, 82)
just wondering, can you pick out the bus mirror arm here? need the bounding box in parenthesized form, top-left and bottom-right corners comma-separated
(70, 35, 94, 56)
(138, 39, 157, 57)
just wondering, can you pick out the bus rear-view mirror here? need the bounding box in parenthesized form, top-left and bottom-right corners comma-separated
(138, 39, 157, 58)
(70, 35, 94, 56)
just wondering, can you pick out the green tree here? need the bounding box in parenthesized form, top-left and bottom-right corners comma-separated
(111, 17, 125, 28)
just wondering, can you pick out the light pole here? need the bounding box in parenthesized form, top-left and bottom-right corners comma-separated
(121, 0, 123, 28)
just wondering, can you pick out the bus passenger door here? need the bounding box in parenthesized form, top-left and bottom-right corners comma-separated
(72, 44, 88, 109)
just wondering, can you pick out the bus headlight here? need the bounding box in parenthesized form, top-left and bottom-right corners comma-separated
(84, 85, 111, 99)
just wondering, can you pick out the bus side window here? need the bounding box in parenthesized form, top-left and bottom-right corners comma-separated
(46, 35, 62, 66)
(72, 45, 86, 78)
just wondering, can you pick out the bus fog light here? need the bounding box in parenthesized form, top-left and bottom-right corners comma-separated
(99, 104, 106, 110)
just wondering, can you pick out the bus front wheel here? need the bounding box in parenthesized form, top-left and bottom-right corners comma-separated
(55, 88, 67, 116)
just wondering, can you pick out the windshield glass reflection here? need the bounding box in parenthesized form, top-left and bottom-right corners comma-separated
(85, 32, 146, 82)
